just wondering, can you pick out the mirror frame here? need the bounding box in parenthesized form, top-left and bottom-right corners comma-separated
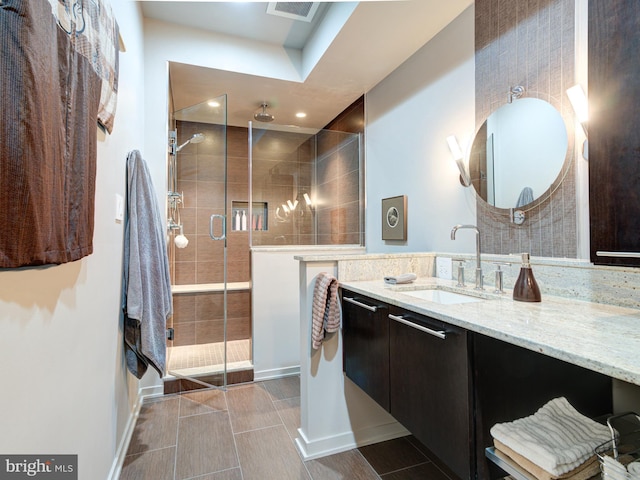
(468, 91, 575, 215)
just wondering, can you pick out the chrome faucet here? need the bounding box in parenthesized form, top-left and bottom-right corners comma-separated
(450, 224, 483, 290)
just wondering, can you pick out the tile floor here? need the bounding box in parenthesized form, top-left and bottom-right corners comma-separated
(119, 376, 457, 480)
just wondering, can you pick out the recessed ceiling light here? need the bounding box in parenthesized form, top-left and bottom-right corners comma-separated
(295, 112, 307, 118)
(208, 100, 220, 108)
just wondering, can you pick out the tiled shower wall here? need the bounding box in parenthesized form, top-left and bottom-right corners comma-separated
(170, 122, 251, 346)
(475, 0, 578, 257)
(316, 96, 365, 245)
(250, 129, 315, 245)
(171, 290, 251, 346)
(251, 96, 364, 246)
(315, 130, 362, 245)
(173, 122, 250, 285)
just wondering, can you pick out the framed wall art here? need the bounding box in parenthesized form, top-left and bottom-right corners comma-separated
(381, 195, 407, 241)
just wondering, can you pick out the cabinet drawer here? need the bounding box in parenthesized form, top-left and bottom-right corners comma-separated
(341, 290, 390, 410)
(389, 307, 473, 480)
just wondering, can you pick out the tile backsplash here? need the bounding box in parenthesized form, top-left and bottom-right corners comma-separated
(336, 252, 640, 311)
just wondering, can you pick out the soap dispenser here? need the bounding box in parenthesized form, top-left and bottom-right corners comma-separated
(512, 253, 541, 302)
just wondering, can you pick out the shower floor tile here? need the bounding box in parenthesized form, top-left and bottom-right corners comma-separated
(167, 339, 251, 377)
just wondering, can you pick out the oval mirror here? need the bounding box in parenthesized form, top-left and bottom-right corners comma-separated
(468, 97, 569, 209)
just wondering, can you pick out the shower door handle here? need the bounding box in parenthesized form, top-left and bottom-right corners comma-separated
(209, 214, 226, 240)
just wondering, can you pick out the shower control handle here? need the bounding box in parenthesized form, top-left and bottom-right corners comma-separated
(209, 214, 226, 241)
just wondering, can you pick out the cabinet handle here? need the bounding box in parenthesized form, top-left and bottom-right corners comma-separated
(343, 296, 378, 312)
(388, 314, 447, 340)
(596, 251, 640, 258)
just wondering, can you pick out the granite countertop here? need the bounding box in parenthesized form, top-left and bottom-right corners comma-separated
(339, 277, 640, 386)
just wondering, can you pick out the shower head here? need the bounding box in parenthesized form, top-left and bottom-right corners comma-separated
(254, 103, 274, 123)
(176, 133, 205, 152)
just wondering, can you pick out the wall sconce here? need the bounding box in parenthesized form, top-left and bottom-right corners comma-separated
(567, 84, 588, 130)
(446, 135, 471, 187)
(567, 84, 589, 159)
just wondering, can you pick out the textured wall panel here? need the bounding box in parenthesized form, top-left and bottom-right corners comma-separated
(475, 0, 577, 257)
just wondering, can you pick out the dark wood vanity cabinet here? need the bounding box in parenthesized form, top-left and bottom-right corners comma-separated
(588, 0, 640, 267)
(340, 291, 390, 410)
(388, 306, 473, 480)
(340, 289, 613, 480)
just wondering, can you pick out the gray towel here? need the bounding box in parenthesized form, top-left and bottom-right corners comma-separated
(123, 151, 172, 379)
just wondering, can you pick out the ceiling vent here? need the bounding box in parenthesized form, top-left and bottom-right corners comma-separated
(266, 2, 320, 23)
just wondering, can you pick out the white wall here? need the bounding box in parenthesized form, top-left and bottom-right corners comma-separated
(365, 6, 477, 255)
(252, 250, 305, 380)
(0, 2, 146, 478)
(143, 17, 308, 208)
(251, 247, 363, 380)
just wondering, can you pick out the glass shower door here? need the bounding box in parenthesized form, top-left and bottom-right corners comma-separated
(166, 93, 230, 390)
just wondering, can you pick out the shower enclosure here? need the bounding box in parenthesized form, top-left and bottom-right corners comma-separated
(165, 93, 364, 392)
(166, 94, 253, 391)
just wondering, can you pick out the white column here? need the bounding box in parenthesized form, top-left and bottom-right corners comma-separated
(295, 259, 409, 460)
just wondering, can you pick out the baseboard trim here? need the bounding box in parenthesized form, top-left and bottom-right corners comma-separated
(253, 365, 300, 381)
(294, 421, 410, 461)
(140, 384, 165, 398)
(106, 393, 144, 480)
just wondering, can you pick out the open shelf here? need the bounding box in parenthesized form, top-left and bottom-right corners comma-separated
(485, 447, 536, 480)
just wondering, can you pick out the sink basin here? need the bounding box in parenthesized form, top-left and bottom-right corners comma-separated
(400, 289, 484, 305)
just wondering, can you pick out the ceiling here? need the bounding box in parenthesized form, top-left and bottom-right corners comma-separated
(140, 1, 473, 129)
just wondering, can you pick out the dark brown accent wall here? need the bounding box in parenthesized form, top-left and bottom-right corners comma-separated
(317, 96, 365, 245)
(475, 0, 577, 257)
(588, 0, 640, 267)
(324, 95, 365, 133)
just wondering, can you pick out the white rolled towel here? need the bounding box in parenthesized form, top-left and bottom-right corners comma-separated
(628, 460, 640, 478)
(384, 273, 417, 285)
